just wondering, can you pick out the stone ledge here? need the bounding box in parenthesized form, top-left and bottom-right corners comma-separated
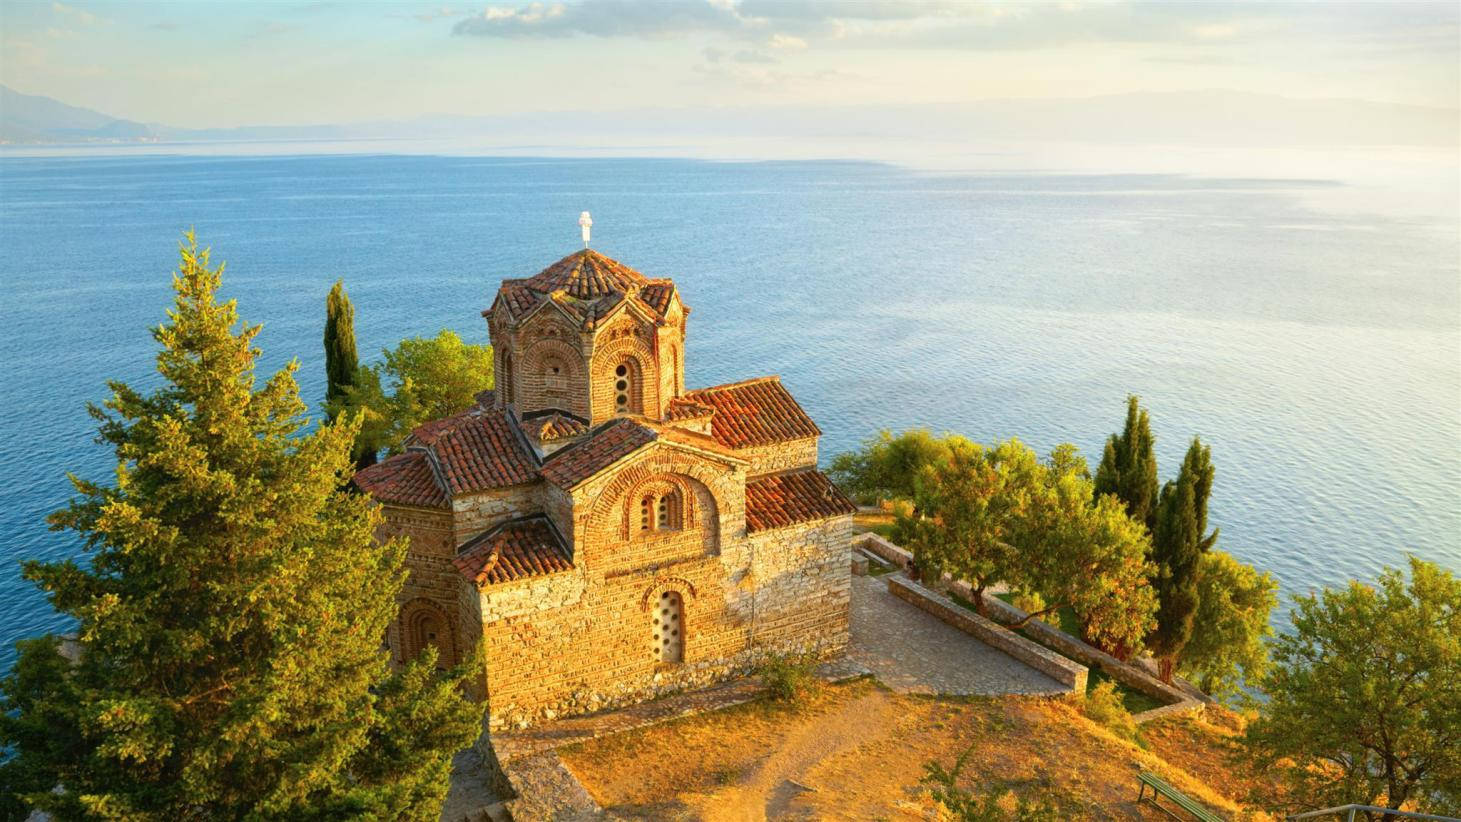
(490, 656, 869, 765)
(887, 575, 1087, 692)
(856, 532, 1207, 723)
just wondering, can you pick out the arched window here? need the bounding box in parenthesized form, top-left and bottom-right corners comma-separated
(400, 599, 455, 670)
(640, 496, 653, 532)
(614, 362, 635, 413)
(501, 351, 514, 405)
(652, 591, 684, 663)
(657, 489, 681, 530)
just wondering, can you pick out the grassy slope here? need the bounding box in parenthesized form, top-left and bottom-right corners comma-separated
(559, 679, 1274, 820)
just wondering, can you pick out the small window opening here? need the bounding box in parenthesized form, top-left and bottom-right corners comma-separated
(652, 591, 684, 663)
(640, 497, 653, 532)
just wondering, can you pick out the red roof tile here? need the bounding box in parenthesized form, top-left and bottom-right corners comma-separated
(527, 412, 589, 443)
(406, 407, 539, 495)
(744, 468, 856, 533)
(453, 516, 573, 587)
(353, 450, 449, 509)
(682, 377, 821, 450)
(664, 396, 715, 422)
(540, 418, 657, 488)
(490, 250, 681, 331)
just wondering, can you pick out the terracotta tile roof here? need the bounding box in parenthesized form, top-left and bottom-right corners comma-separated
(453, 515, 573, 587)
(664, 396, 716, 422)
(356, 405, 539, 507)
(527, 249, 648, 297)
(526, 411, 589, 443)
(491, 250, 680, 331)
(540, 418, 657, 488)
(681, 377, 821, 450)
(406, 407, 539, 495)
(744, 468, 856, 533)
(353, 450, 449, 509)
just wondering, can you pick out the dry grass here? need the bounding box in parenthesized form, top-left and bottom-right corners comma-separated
(558, 679, 1276, 821)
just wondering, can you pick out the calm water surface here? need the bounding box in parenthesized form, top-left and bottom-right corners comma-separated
(1, 154, 1458, 672)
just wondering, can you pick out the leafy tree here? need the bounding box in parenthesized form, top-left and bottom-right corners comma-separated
(1014, 448, 1158, 657)
(828, 428, 973, 507)
(333, 329, 494, 459)
(1148, 438, 1219, 682)
(1180, 550, 1277, 699)
(1242, 558, 1461, 820)
(895, 439, 1157, 656)
(893, 439, 1035, 615)
(1093, 395, 1159, 530)
(0, 233, 479, 819)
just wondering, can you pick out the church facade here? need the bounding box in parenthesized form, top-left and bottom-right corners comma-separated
(354, 248, 855, 730)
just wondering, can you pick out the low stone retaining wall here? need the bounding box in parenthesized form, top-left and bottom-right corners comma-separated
(855, 532, 1206, 723)
(888, 576, 1088, 692)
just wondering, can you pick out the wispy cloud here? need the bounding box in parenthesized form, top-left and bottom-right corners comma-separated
(51, 2, 102, 26)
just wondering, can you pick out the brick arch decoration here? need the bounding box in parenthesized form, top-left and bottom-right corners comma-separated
(587, 455, 728, 550)
(622, 474, 697, 538)
(522, 337, 587, 415)
(399, 597, 457, 669)
(591, 334, 657, 416)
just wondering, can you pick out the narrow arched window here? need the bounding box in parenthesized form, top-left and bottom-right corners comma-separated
(640, 496, 653, 532)
(657, 489, 681, 531)
(652, 591, 684, 663)
(615, 363, 633, 413)
(501, 351, 514, 404)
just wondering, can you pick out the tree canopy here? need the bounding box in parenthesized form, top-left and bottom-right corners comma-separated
(1180, 549, 1276, 699)
(1242, 557, 1460, 820)
(0, 234, 480, 820)
(1093, 395, 1159, 531)
(828, 428, 973, 507)
(332, 328, 494, 460)
(894, 438, 1157, 657)
(1148, 438, 1219, 681)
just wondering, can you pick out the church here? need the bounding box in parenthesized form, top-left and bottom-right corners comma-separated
(354, 236, 855, 730)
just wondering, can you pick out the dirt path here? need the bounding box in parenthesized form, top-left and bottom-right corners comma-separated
(687, 690, 897, 821)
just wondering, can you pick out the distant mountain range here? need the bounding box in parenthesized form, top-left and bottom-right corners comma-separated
(3, 83, 1456, 148)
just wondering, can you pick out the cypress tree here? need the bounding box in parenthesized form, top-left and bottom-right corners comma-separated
(1147, 437, 1219, 681)
(324, 278, 359, 413)
(1093, 395, 1160, 531)
(0, 233, 479, 819)
(325, 280, 378, 469)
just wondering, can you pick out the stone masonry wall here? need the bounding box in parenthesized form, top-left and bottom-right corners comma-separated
(736, 437, 818, 477)
(379, 505, 458, 664)
(746, 514, 853, 656)
(473, 444, 852, 730)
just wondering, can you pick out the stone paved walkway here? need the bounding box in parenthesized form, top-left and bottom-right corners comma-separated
(847, 573, 1067, 696)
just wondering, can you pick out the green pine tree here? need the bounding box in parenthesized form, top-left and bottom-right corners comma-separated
(0, 232, 479, 820)
(1093, 395, 1160, 531)
(324, 279, 359, 411)
(1147, 437, 1219, 682)
(324, 279, 377, 470)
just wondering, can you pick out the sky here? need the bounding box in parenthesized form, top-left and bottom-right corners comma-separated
(1, 0, 1457, 129)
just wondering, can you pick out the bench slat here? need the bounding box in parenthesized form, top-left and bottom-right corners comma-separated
(1137, 771, 1223, 822)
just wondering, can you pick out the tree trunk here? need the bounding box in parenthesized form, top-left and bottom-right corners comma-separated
(971, 582, 988, 618)
(1157, 655, 1176, 683)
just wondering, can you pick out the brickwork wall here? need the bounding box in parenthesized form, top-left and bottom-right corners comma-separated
(746, 514, 853, 656)
(451, 484, 542, 548)
(471, 445, 852, 730)
(588, 326, 659, 423)
(736, 437, 819, 477)
(378, 505, 460, 664)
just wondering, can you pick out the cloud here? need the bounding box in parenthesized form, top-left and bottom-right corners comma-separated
(51, 2, 101, 26)
(732, 48, 776, 63)
(453, 1, 747, 39)
(415, 6, 465, 22)
(448, 0, 1461, 58)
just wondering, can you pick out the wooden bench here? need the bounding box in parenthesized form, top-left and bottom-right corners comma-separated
(1137, 771, 1223, 822)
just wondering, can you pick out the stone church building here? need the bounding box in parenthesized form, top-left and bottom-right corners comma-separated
(354, 247, 855, 730)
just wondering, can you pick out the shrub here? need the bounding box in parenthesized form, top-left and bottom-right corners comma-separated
(758, 652, 818, 704)
(1084, 680, 1140, 743)
(924, 748, 1067, 821)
